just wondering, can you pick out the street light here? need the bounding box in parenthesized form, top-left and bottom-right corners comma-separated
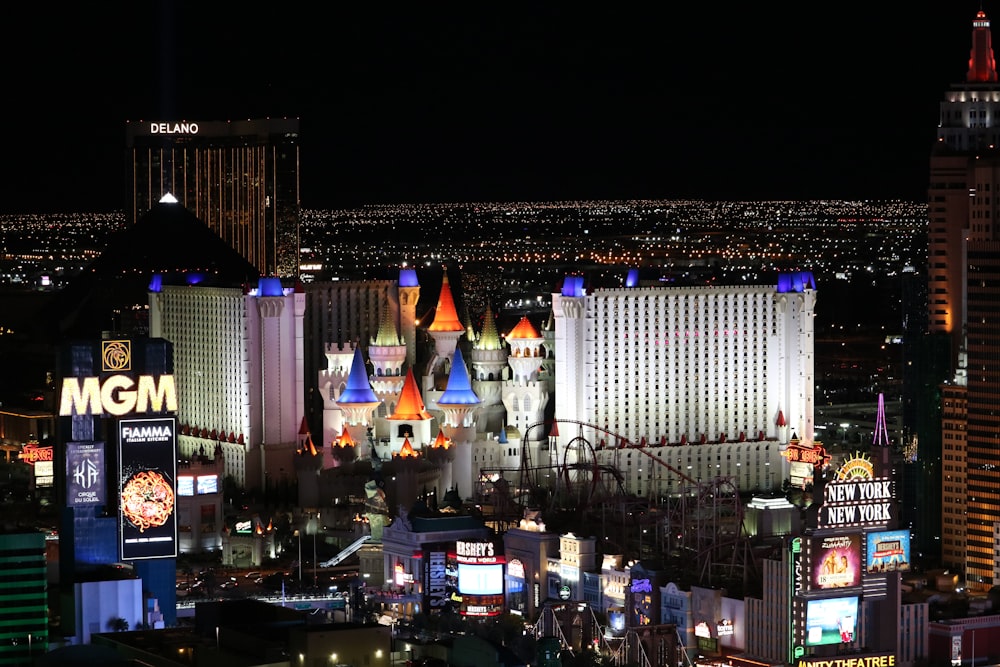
(294, 529, 302, 583)
(313, 512, 319, 588)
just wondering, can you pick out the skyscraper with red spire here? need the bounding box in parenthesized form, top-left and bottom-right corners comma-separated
(929, 8, 1000, 589)
(929, 9, 1000, 357)
(968, 10, 998, 82)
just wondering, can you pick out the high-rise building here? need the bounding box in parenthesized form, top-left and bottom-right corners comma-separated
(929, 10, 1000, 365)
(150, 273, 306, 491)
(962, 241, 1000, 587)
(552, 273, 815, 448)
(544, 273, 816, 496)
(125, 118, 301, 278)
(0, 530, 47, 666)
(940, 382, 968, 571)
(929, 11, 1000, 588)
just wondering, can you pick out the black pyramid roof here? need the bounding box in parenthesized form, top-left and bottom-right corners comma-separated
(41, 201, 261, 341)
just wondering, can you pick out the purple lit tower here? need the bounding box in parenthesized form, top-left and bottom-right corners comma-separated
(335, 346, 381, 462)
(398, 267, 421, 368)
(436, 346, 481, 499)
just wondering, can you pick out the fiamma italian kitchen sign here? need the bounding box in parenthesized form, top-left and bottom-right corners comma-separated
(59, 340, 177, 417)
(819, 453, 894, 528)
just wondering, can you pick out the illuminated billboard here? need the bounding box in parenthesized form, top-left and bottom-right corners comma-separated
(459, 563, 504, 595)
(119, 417, 177, 560)
(178, 476, 194, 497)
(197, 474, 218, 495)
(66, 441, 106, 506)
(805, 596, 858, 646)
(866, 529, 911, 573)
(34, 460, 54, 488)
(811, 534, 862, 589)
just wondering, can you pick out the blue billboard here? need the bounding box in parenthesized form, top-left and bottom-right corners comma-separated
(66, 441, 106, 506)
(866, 529, 911, 573)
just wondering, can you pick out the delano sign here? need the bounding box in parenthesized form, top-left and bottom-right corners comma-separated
(59, 375, 177, 417)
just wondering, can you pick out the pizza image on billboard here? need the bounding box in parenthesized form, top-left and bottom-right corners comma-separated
(122, 469, 175, 532)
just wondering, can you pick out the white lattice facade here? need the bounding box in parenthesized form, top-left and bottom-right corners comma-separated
(150, 282, 306, 489)
(151, 285, 249, 444)
(555, 284, 814, 445)
(552, 281, 815, 492)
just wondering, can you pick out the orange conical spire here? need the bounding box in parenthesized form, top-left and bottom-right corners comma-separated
(335, 425, 356, 447)
(968, 9, 998, 82)
(389, 369, 433, 420)
(508, 315, 541, 340)
(397, 437, 418, 458)
(432, 429, 452, 450)
(428, 270, 464, 332)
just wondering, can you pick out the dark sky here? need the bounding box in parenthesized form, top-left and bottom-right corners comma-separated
(0, 2, 984, 212)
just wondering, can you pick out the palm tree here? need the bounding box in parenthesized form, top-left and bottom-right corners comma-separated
(109, 617, 129, 632)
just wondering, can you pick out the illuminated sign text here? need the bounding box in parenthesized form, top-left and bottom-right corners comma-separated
(428, 551, 448, 608)
(796, 654, 896, 667)
(19, 444, 53, 464)
(59, 374, 177, 416)
(150, 122, 199, 135)
(781, 442, 831, 467)
(456, 541, 498, 563)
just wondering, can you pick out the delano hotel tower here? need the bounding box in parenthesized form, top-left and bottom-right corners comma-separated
(125, 118, 301, 278)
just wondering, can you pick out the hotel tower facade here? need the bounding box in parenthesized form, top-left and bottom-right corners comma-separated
(125, 118, 301, 278)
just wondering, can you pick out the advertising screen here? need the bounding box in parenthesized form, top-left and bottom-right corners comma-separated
(458, 563, 504, 595)
(178, 476, 194, 496)
(66, 441, 106, 506)
(805, 596, 858, 646)
(34, 460, 54, 487)
(811, 534, 862, 589)
(119, 417, 177, 560)
(866, 529, 911, 573)
(197, 474, 218, 495)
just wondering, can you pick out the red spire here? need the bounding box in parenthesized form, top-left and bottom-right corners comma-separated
(428, 271, 464, 332)
(397, 437, 418, 458)
(968, 10, 998, 83)
(776, 410, 786, 427)
(432, 429, 451, 450)
(298, 415, 310, 435)
(389, 369, 432, 420)
(335, 425, 356, 448)
(507, 316, 541, 340)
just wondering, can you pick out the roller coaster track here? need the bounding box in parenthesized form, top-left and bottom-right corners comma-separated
(478, 419, 758, 587)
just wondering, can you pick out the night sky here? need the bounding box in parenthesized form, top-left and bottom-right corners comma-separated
(0, 2, 983, 213)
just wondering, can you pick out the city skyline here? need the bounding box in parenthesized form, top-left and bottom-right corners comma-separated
(0, 2, 983, 214)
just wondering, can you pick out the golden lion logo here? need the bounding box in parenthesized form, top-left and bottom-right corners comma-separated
(102, 340, 131, 372)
